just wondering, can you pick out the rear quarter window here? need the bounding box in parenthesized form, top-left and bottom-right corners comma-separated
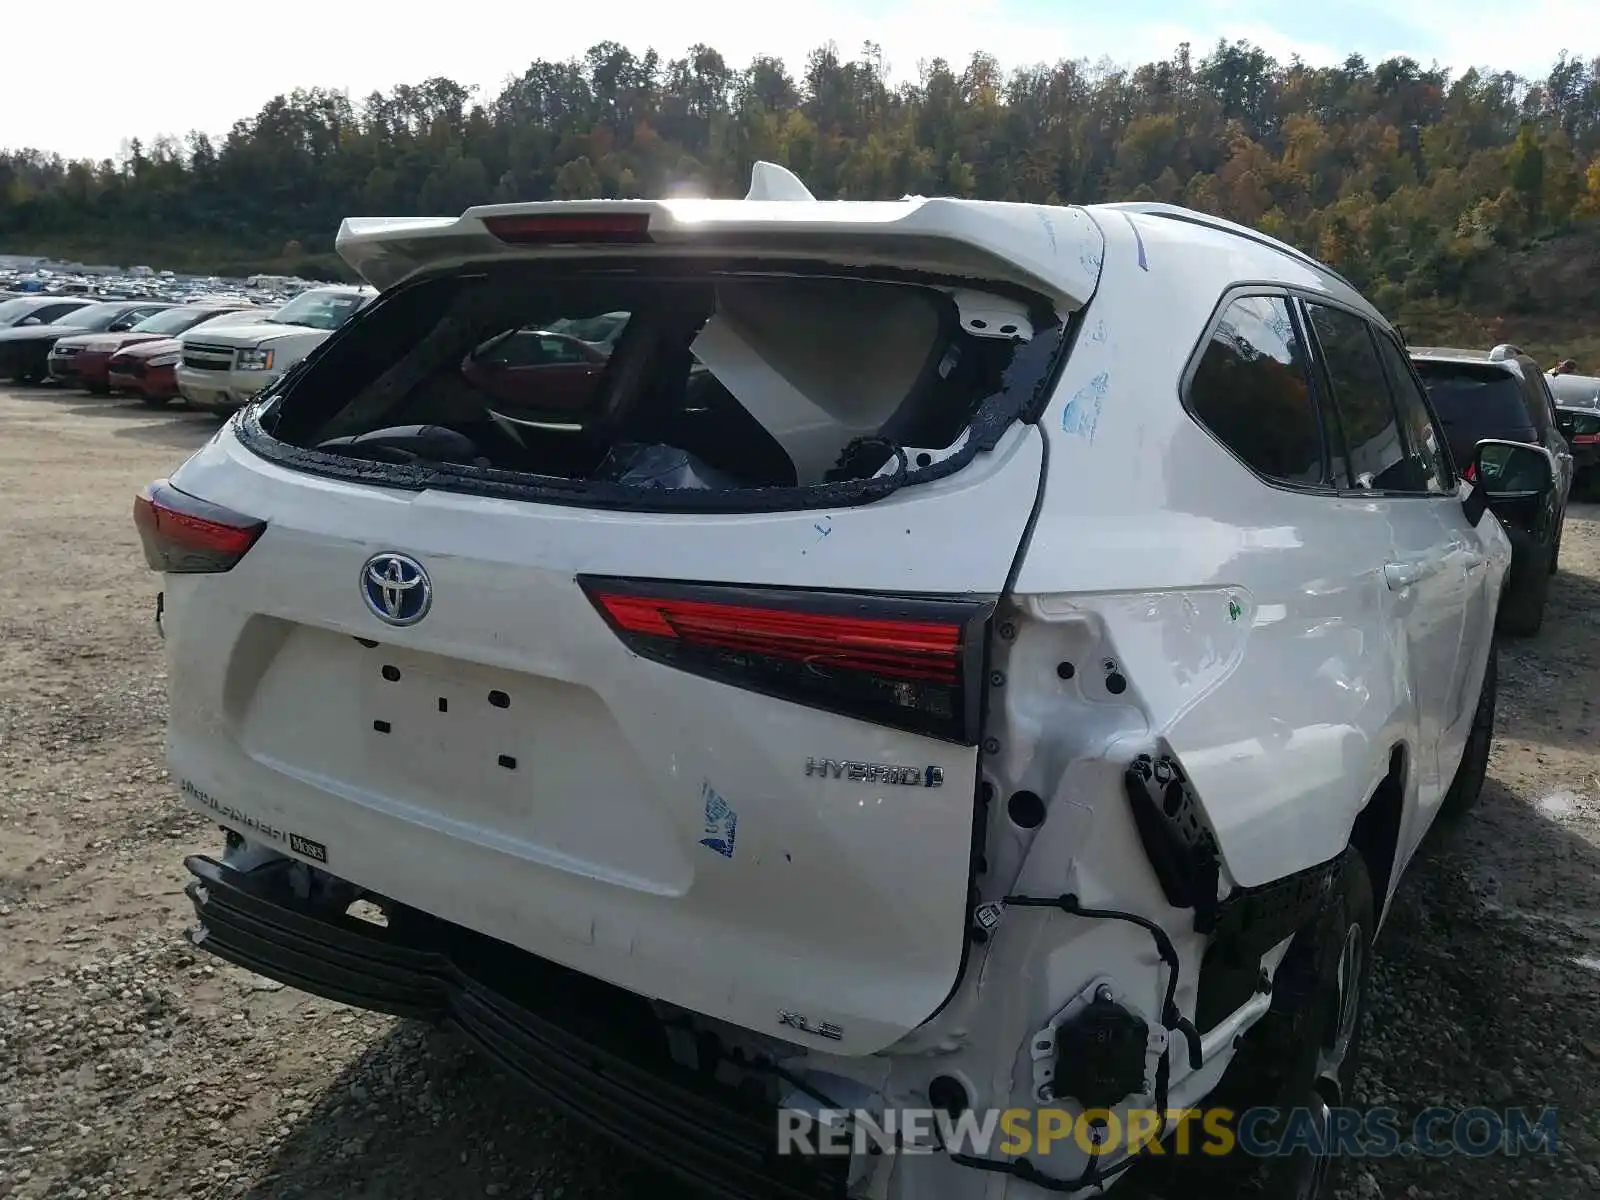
(1186, 294, 1326, 487)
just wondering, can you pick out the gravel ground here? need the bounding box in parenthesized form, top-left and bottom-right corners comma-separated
(1, 386, 1597, 1200)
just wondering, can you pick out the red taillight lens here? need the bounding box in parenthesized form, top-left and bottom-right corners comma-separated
(134, 480, 266, 574)
(481, 212, 653, 245)
(1463, 462, 1477, 482)
(580, 578, 992, 744)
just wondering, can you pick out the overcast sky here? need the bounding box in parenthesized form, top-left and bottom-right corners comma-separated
(2, 0, 1595, 161)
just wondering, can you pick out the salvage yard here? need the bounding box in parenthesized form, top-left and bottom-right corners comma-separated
(1, 385, 1598, 1200)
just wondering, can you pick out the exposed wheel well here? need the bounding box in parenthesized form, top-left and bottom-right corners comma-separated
(1349, 745, 1405, 918)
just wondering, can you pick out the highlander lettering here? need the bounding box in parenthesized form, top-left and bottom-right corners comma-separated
(180, 779, 290, 845)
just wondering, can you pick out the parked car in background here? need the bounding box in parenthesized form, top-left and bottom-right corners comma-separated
(108, 308, 260, 406)
(0, 299, 174, 383)
(175, 284, 375, 415)
(52, 302, 257, 394)
(1549, 374, 1600, 497)
(1548, 370, 1600, 409)
(459, 328, 609, 412)
(0, 294, 96, 331)
(143, 178, 1515, 1200)
(1410, 344, 1572, 634)
(108, 339, 190, 406)
(548, 309, 629, 349)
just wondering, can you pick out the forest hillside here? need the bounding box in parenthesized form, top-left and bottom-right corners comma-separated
(4, 40, 1599, 359)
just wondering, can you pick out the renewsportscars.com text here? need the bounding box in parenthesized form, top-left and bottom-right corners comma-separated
(777, 1105, 1559, 1159)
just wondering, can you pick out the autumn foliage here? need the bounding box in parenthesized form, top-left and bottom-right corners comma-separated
(1, 38, 1598, 316)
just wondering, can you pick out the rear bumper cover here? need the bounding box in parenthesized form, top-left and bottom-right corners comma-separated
(182, 854, 847, 1200)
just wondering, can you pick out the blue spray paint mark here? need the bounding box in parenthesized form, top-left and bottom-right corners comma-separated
(813, 516, 833, 540)
(1088, 319, 1109, 345)
(1079, 243, 1104, 278)
(699, 781, 738, 858)
(1060, 372, 1109, 443)
(1035, 211, 1059, 254)
(1120, 211, 1149, 271)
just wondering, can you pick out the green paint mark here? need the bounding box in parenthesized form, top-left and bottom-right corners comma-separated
(1228, 599, 1241, 622)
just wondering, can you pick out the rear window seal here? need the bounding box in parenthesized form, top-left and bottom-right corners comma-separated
(235, 260, 1078, 515)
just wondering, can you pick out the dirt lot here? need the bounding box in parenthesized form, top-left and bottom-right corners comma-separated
(1, 386, 1597, 1200)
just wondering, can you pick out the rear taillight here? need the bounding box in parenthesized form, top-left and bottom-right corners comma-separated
(580, 578, 992, 744)
(133, 480, 265, 574)
(1462, 462, 1477, 482)
(481, 212, 653, 245)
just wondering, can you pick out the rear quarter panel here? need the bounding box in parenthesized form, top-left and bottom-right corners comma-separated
(1014, 210, 1417, 889)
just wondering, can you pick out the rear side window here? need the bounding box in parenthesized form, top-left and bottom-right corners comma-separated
(1565, 408, 1600, 436)
(1304, 303, 1417, 492)
(1411, 362, 1534, 432)
(1187, 294, 1325, 487)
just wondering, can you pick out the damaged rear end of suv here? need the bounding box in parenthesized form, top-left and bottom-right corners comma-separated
(142, 172, 1506, 1199)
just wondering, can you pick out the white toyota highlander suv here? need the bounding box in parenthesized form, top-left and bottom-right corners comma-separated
(138, 165, 1533, 1200)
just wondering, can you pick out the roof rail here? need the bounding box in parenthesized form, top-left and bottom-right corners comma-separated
(1099, 202, 1364, 299)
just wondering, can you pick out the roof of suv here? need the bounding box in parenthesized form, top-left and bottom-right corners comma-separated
(1409, 344, 1536, 371)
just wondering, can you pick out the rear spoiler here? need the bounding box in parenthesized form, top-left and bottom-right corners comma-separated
(335, 163, 1103, 309)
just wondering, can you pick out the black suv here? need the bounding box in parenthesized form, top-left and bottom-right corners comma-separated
(1410, 344, 1573, 634)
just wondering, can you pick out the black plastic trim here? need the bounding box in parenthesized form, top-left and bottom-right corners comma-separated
(182, 855, 848, 1200)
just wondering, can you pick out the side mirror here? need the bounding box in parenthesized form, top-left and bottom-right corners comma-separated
(1470, 439, 1554, 498)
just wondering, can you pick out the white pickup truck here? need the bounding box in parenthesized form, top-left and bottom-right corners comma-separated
(175, 284, 375, 414)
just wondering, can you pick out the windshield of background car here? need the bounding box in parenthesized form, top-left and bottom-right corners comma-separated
(133, 307, 226, 336)
(1412, 362, 1533, 431)
(0, 298, 43, 324)
(265, 291, 364, 331)
(54, 303, 133, 331)
(190, 309, 254, 329)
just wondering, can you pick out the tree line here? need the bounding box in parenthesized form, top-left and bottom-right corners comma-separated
(2, 38, 1599, 318)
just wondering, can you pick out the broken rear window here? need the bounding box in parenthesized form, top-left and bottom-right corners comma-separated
(256, 262, 1060, 506)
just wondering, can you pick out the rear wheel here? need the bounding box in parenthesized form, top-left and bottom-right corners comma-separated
(1442, 641, 1496, 818)
(1548, 519, 1562, 575)
(138, 394, 172, 408)
(1182, 851, 1376, 1200)
(1497, 548, 1549, 637)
